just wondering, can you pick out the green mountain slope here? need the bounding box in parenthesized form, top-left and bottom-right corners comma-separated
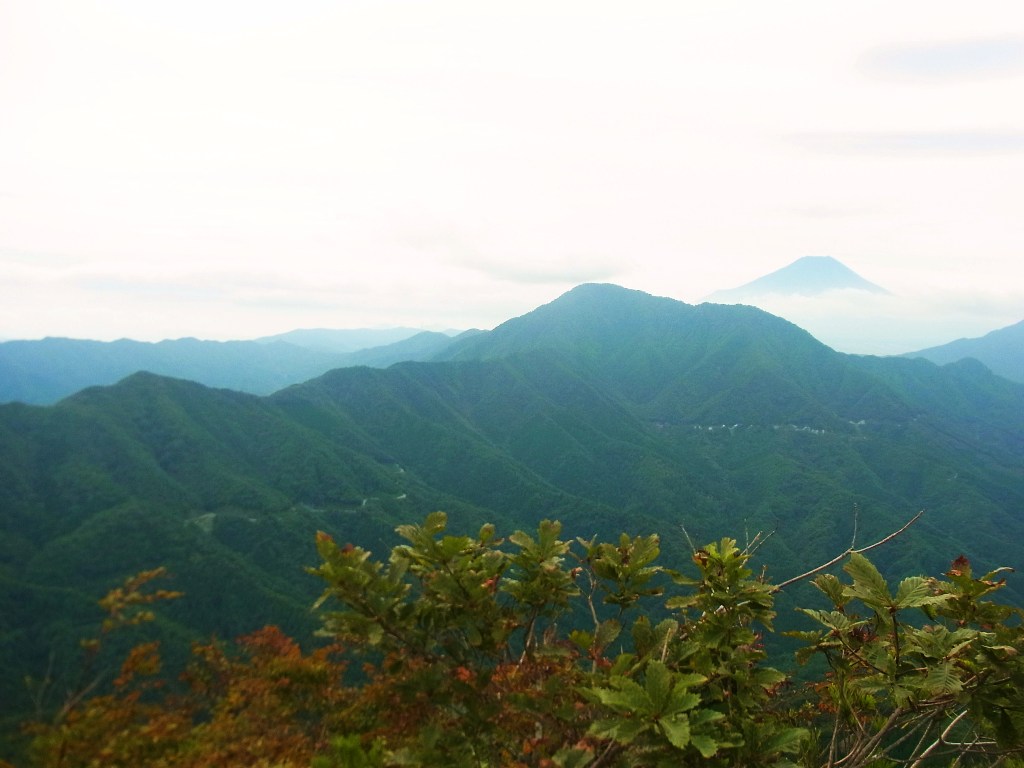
(0, 331, 463, 406)
(0, 337, 350, 404)
(903, 318, 1024, 383)
(2, 283, 1022, 751)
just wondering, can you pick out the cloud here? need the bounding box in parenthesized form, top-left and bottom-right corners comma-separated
(785, 205, 889, 220)
(392, 224, 626, 286)
(861, 36, 1024, 81)
(70, 270, 371, 309)
(790, 131, 1024, 157)
(458, 255, 622, 286)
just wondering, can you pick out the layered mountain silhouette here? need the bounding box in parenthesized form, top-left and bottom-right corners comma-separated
(903, 319, 1024, 383)
(706, 256, 888, 302)
(0, 329, 462, 405)
(2, 283, 1023, 737)
(254, 327, 427, 353)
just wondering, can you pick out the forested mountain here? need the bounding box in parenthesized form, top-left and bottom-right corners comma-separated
(2, 283, 1023, 748)
(903, 318, 1024, 383)
(0, 337, 349, 405)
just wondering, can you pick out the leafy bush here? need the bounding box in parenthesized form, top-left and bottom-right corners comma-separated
(21, 513, 1024, 767)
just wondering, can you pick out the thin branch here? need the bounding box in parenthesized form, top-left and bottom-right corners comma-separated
(847, 708, 905, 765)
(827, 709, 842, 767)
(588, 740, 622, 768)
(744, 521, 778, 557)
(908, 709, 969, 768)
(772, 511, 924, 593)
(878, 713, 935, 762)
(678, 522, 697, 554)
(839, 705, 906, 767)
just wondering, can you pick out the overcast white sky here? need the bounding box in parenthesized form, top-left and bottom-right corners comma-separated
(1, 1, 1022, 353)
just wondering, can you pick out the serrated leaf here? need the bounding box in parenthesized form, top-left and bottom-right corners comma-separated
(843, 551, 891, 607)
(665, 690, 701, 715)
(798, 608, 857, 632)
(894, 576, 929, 606)
(659, 715, 690, 749)
(569, 629, 593, 651)
(590, 678, 651, 714)
(423, 511, 447, 534)
(763, 727, 809, 754)
(508, 530, 534, 549)
(812, 573, 847, 606)
(645, 660, 672, 711)
(654, 618, 679, 644)
(688, 708, 725, 728)
(596, 618, 622, 648)
(894, 577, 950, 610)
(590, 716, 649, 744)
(551, 747, 594, 768)
(665, 594, 699, 610)
(690, 732, 718, 758)
(753, 667, 787, 690)
(922, 661, 963, 695)
(671, 672, 707, 689)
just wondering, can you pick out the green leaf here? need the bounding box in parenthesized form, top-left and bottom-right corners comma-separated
(690, 732, 718, 758)
(752, 667, 787, 690)
(763, 727, 809, 754)
(665, 690, 701, 715)
(645, 660, 672, 711)
(894, 576, 951, 610)
(658, 715, 691, 749)
(590, 716, 649, 744)
(798, 608, 858, 632)
(843, 551, 891, 607)
(590, 678, 651, 714)
(596, 618, 622, 649)
(569, 629, 593, 651)
(812, 573, 847, 606)
(922, 661, 963, 696)
(551, 747, 594, 768)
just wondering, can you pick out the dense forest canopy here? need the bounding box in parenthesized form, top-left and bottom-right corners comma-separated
(14, 512, 1024, 767)
(2, 285, 1023, 763)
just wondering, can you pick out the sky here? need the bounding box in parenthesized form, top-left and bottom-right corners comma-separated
(1, 1, 1023, 354)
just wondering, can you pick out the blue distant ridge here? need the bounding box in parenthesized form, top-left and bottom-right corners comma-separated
(706, 256, 888, 301)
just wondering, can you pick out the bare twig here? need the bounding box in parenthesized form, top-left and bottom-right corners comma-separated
(772, 511, 924, 593)
(908, 709, 969, 768)
(743, 521, 778, 557)
(837, 706, 906, 767)
(678, 522, 697, 554)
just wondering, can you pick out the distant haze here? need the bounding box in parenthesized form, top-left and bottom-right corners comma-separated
(706, 256, 888, 301)
(704, 256, 1016, 355)
(1, 2, 1022, 350)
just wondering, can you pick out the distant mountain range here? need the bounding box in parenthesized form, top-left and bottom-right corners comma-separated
(903, 319, 1024, 383)
(706, 255, 888, 302)
(0, 329, 464, 405)
(254, 327, 428, 353)
(2, 283, 1023, 745)
(5, 256, 1019, 406)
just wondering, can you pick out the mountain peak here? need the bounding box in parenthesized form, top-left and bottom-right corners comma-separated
(903, 318, 1024, 383)
(706, 256, 888, 302)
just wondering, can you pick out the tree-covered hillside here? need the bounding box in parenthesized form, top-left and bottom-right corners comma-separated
(18, 513, 1024, 767)
(0, 330, 462, 406)
(903, 318, 1024, 383)
(2, 284, 1023, 755)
